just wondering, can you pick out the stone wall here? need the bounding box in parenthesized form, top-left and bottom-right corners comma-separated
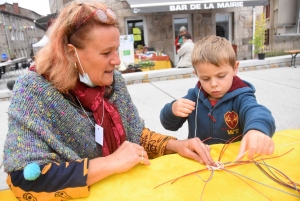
(234, 7, 254, 60)
(274, 35, 300, 43)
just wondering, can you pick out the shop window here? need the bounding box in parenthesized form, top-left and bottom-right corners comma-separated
(20, 31, 24, 40)
(216, 13, 232, 42)
(15, 30, 18, 41)
(172, 14, 192, 65)
(216, 25, 225, 38)
(132, 27, 142, 41)
(173, 17, 189, 39)
(126, 19, 145, 48)
(265, 29, 269, 45)
(10, 31, 15, 41)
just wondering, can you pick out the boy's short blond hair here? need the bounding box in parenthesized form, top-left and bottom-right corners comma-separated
(191, 35, 236, 68)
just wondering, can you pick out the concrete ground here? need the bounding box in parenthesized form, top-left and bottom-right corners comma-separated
(0, 66, 299, 190)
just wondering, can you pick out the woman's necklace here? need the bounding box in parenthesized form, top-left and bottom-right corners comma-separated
(75, 95, 104, 127)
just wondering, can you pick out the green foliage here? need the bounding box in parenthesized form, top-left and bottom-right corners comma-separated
(249, 13, 267, 54)
(138, 60, 155, 70)
(265, 50, 289, 57)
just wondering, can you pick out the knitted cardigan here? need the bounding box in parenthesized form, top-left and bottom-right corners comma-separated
(110, 71, 144, 144)
(3, 70, 144, 172)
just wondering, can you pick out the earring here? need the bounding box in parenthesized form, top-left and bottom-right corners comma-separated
(74, 63, 77, 69)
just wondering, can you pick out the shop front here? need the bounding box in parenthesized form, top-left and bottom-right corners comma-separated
(119, 0, 268, 66)
(50, 0, 269, 67)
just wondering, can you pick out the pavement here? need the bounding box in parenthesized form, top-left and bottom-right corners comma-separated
(0, 66, 300, 191)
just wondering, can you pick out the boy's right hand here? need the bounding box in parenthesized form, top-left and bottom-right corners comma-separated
(172, 98, 195, 117)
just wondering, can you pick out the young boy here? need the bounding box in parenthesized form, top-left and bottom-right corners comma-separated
(160, 35, 275, 163)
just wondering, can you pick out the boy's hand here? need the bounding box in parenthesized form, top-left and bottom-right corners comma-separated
(172, 98, 195, 117)
(237, 130, 274, 160)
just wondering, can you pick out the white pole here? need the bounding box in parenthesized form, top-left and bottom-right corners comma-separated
(252, 7, 256, 59)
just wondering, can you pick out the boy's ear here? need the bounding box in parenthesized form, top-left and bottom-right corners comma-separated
(193, 67, 197, 75)
(233, 61, 239, 76)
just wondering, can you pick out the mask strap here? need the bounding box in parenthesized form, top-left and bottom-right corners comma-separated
(74, 47, 86, 74)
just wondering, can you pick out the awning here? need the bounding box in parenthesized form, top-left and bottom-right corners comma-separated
(34, 13, 58, 31)
(32, 35, 49, 47)
(126, 0, 268, 13)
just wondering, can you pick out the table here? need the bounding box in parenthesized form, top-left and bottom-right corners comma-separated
(284, 50, 300, 68)
(1, 130, 299, 201)
(134, 54, 172, 71)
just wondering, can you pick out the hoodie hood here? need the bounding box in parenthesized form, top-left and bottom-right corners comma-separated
(195, 76, 255, 104)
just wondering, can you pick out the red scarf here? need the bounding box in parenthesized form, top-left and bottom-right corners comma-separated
(73, 81, 126, 156)
(29, 66, 126, 156)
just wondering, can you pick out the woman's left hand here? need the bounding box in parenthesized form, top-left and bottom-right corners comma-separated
(165, 139, 215, 165)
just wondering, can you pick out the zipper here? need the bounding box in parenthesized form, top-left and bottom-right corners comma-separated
(208, 113, 216, 122)
(207, 100, 221, 123)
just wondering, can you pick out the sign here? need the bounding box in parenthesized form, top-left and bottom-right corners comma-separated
(1, 53, 7, 60)
(119, 35, 134, 66)
(128, 0, 267, 13)
(170, 2, 244, 11)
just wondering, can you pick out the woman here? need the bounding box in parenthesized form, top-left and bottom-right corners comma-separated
(174, 26, 190, 53)
(3, 1, 213, 200)
(176, 33, 194, 68)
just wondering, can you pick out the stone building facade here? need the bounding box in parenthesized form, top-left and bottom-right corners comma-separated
(0, 3, 44, 62)
(50, 0, 266, 64)
(266, 0, 300, 47)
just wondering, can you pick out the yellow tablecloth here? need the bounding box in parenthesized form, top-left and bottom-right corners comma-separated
(134, 59, 172, 71)
(142, 60, 172, 71)
(1, 130, 300, 201)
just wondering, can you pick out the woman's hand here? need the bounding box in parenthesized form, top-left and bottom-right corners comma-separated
(165, 138, 215, 165)
(172, 98, 195, 117)
(87, 141, 150, 186)
(108, 141, 150, 174)
(237, 130, 274, 160)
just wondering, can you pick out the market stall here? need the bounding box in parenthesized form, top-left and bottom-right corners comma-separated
(134, 53, 172, 71)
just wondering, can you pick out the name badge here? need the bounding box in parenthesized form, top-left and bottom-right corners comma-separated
(95, 124, 103, 145)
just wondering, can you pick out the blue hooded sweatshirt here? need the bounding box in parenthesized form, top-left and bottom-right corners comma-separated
(160, 76, 276, 144)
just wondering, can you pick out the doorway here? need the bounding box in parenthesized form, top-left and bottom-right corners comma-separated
(216, 13, 232, 42)
(172, 14, 192, 66)
(125, 17, 148, 49)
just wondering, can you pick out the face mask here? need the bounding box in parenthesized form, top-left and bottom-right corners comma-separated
(78, 73, 97, 87)
(74, 47, 97, 87)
